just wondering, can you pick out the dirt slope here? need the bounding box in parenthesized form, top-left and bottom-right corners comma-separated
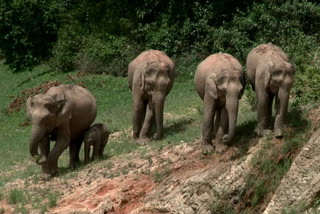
(2, 129, 320, 213)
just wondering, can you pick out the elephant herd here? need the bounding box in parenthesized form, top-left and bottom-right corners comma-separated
(26, 43, 294, 177)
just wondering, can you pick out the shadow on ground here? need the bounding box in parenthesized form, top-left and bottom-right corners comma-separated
(164, 118, 195, 137)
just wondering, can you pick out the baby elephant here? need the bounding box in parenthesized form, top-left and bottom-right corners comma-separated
(84, 123, 109, 163)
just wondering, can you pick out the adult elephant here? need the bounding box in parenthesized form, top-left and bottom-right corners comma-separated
(194, 53, 245, 154)
(26, 84, 97, 176)
(246, 43, 294, 137)
(128, 50, 175, 143)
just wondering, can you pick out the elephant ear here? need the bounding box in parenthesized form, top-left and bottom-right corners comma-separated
(215, 70, 229, 93)
(257, 62, 271, 88)
(206, 74, 218, 99)
(239, 72, 246, 99)
(52, 94, 70, 126)
(140, 62, 156, 94)
(139, 63, 149, 93)
(26, 96, 33, 118)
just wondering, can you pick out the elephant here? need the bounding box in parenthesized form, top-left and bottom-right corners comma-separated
(26, 84, 97, 176)
(128, 50, 175, 143)
(246, 43, 294, 137)
(84, 123, 109, 163)
(194, 53, 245, 155)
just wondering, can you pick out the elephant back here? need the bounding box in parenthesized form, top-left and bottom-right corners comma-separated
(128, 49, 175, 92)
(194, 53, 243, 99)
(246, 43, 290, 87)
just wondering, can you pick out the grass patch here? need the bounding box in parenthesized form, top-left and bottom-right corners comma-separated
(48, 192, 59, 208)
(237, 107, 312, 212)
(0, 59, 319, 213)
(152, 164, 171, 183)
(8, 189, 25, 205)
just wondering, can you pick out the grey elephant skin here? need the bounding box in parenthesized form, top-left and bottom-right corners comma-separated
(194, 53, 245, 155)
(84, 123, 109, 163)
(26, 84, 97, 176)
(246, 43, 294, 137)
(128, 50, 175, 142)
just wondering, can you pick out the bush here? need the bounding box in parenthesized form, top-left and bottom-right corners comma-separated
(50, 22, 85, 72)
(74, 34, 138, 76)
(0, 0, 67, 71)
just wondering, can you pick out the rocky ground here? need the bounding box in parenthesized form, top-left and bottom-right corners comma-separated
(1, 123, 320, 214)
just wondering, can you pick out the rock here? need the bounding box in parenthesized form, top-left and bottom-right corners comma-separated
(264, 129, 320, 213)
(94, 198, 114, 214)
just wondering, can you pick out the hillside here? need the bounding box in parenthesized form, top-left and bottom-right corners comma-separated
(0, 61, 319, 213)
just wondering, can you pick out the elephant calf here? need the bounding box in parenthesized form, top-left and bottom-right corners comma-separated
(128, 50, 175, 143)
(246, 43, 294, 137)
(194, 53, 245, 154)
(84, 123, 109, 163)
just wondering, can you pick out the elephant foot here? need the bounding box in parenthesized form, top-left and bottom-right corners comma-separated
(222, 134, 231, 144)
(133, 133, 139, 139)
(37, 155, 47, 164)
(215, 143, 228, 154)
(257, 129, 272, 137)
(202, 143, 214, 155)
(136, 137, 151, 145)
(40, 173, 54, 181)
(42, 165, 58, 178)
(274, 128, 283, 138)
(70, 162, 76, 170)
(153, 133, 163, 140)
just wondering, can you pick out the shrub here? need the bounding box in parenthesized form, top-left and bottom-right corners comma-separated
(8, 189, 25, 204)
(0, 0, 67, 71)
(50, 22, 85, 72)
(75, 34, 138, 76)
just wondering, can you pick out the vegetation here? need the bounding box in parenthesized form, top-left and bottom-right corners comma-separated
(0, 0, 320, 212)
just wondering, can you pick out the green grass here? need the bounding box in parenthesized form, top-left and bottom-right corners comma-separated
(8, 189, 25, 205)
(0, 60, 317, 213)
(0, 61, 203, 196)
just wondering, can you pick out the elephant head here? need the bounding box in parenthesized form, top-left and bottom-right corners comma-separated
(26, 93, 66, 160)
(262, 55, 294, 93)
(139, 62, 172, 139)
(206, 69, 245, 142)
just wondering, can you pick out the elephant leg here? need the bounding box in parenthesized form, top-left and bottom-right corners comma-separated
(256, 90, 272, 136)
(267, 93, 274, 129)
(92, 144, 100, 161)
(213, 108, 221, 138)
(275, 95, 280, 116)
(98, 142, 105, 159)
(132, 97, 147, 139)
(215, 108, 229, 154)
(139, 100, 154, 143)
(35, 135, 50, 165)
(202, 94, 216, 155)
(74, 139, 82, 163)
(69, 138, 82, 169)
(84, 143, 90, 164)
(274, 87, 289, 138)
(44, 126, 70, 176)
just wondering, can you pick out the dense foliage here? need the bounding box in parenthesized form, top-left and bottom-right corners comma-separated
(0, 0, 320, 104)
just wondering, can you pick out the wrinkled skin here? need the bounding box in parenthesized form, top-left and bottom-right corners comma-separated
(194, 53, 245, 155)
(246, 43, 294, 137)
(26, 84, 97, 176)
(128, 50, 175, 143)
(84, 123, 109, 163)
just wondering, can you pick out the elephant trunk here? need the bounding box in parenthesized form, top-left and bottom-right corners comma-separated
(225, 97, 239, 143)
(153, 93, 165, 140)
(29, 125, 46, 157)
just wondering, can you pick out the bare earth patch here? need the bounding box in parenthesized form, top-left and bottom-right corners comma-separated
(0, 138, 247, 214)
